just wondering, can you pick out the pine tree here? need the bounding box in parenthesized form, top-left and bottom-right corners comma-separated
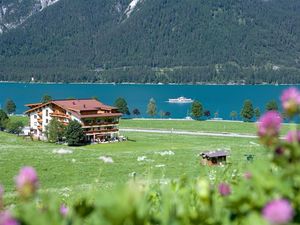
(191, 100, 203, 120)
(114, 97, 130, 115)
(230, 111, 238, 120)
(147, 98, 157, 117)
(254, 107, 261, 119)
(5, 99, 16, 114)
(132, 108, 141, 117)
(241, 100, 254, 122)
(65, 120, 85, 146)
(266, 100, 278, 111)
(41, 95, 52, 103)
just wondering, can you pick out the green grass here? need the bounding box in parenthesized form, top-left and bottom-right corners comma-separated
(120, 119, 291, 135)
(0, 129, 264, 199)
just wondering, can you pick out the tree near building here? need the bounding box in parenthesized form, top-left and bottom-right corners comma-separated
(147, 98, 157, 117)
(132, 108, 141, 117)
(191, 100, 203, 120)
(114, 97, 130, 115)
(240, 100, 254, 122)
(254, 107, 261, 119)
(45, 118, 65, 143)
(5, 99, 16, 114)
(41, 95, 52, 103)
(0, 110, 9, 131)
(65, 120, 85, 146)
(6, 120, 24, 135)
(266, 100, 279, 111)
(230, 111, 238, 120)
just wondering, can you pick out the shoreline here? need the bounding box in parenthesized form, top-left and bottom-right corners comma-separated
(0, 81, 298, 86)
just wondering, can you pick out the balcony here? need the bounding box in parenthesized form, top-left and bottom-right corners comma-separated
(84, 128, 119, 134)
(83, 121, 119, 127)
(37, 118, 43, 124)
(38, 111, 43, 117)
(37, 125, 42, 130)
(50, 112, 70, 119)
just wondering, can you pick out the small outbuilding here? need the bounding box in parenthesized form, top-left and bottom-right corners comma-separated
(200, 150, 230, 166)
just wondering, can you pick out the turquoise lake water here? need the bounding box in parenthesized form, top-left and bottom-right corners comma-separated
(0, 83, 296, 119)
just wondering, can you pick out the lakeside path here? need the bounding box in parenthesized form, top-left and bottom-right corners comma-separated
(120, 128, 258, 139)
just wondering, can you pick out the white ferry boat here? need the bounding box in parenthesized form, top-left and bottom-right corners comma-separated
(167, 96, 193, 103)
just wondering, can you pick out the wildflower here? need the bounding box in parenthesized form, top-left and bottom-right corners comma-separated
(218, 183, 231, 196)
(0, 211, 19, 225)
(257, 111, 282, 146)
(15, 167, 39, 198)
(281, 87, 300, 117)
(60, 204, 69, 217)
(262, 199, 294, 224)
(243, 172, 252, 180)
(285, 130, 300, 143)
(0, 185, 3, 210)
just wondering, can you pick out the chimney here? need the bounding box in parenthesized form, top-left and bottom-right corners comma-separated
(73, 101, 76, 105)
(83, 104, 86, 108)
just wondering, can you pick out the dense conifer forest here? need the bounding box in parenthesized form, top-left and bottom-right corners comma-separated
(0, 0, 299, 84)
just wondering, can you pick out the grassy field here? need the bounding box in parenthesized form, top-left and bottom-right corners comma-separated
(120, 119, 291, 135)
(0, 128, 265, 202)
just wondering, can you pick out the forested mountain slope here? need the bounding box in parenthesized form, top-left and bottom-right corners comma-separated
(0, 0, 300, 84)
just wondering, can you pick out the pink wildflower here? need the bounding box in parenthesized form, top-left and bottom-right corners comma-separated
(285, 130, 300, 143)
(218, 183, 231, 196)
(243, 172, 252, 180)
(60, 204, 69, 217)
(257, 111, 282, 146)
(262, 199, 294, 224)
(281, 87, 300, 117)
(0, 211, 19, 225)
(15, 167, 38, 198)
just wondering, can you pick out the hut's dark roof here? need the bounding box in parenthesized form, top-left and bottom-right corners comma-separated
(201, 150, 230, 158)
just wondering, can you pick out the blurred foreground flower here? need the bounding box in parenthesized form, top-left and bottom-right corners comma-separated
(281, 87, 300, 117)
(218, 183, 231, 196)
(257, 111, 282, 146)
(0, 211, 19, 225)
(15, 167, 39, 198)
(285, 130, 300, 144)
(262, 199, 293, 225)
(60, 204, 69, 217)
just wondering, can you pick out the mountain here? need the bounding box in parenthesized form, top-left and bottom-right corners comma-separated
(0, 0, 300, 84)
(0, 0, 60, 34)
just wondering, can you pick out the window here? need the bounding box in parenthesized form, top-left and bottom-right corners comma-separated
(34, 115, 37, 119)
(46, 110, 48, 116)
(34, 122, 37, 126)
(46, 119, 48, 124)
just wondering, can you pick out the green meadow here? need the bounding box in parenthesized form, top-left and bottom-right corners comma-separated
(0, 120, 266, 204)
(120, 119, 291, 135)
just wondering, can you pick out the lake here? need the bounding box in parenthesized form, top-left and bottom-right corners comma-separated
(0, 83, 295, 120)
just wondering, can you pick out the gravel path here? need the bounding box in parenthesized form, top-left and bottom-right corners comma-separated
(120, 128, 258, 139)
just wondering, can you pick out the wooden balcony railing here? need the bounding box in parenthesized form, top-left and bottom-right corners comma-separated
(37, 118, 43, 123)
(83, 121, 119, 127)
(84, 128, 119, 134)
(50, 112, 70, 119)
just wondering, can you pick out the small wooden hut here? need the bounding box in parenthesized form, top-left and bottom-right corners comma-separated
(200, 150, 230, 166)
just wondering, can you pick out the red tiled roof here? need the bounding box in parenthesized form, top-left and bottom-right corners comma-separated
(25, 99, 118, 114)
(52, 99, 116, 112)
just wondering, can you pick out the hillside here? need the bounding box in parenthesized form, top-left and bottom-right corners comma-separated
(0, 0, 300, 84)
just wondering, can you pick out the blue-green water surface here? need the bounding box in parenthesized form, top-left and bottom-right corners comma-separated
(0, 83, 294, 119)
